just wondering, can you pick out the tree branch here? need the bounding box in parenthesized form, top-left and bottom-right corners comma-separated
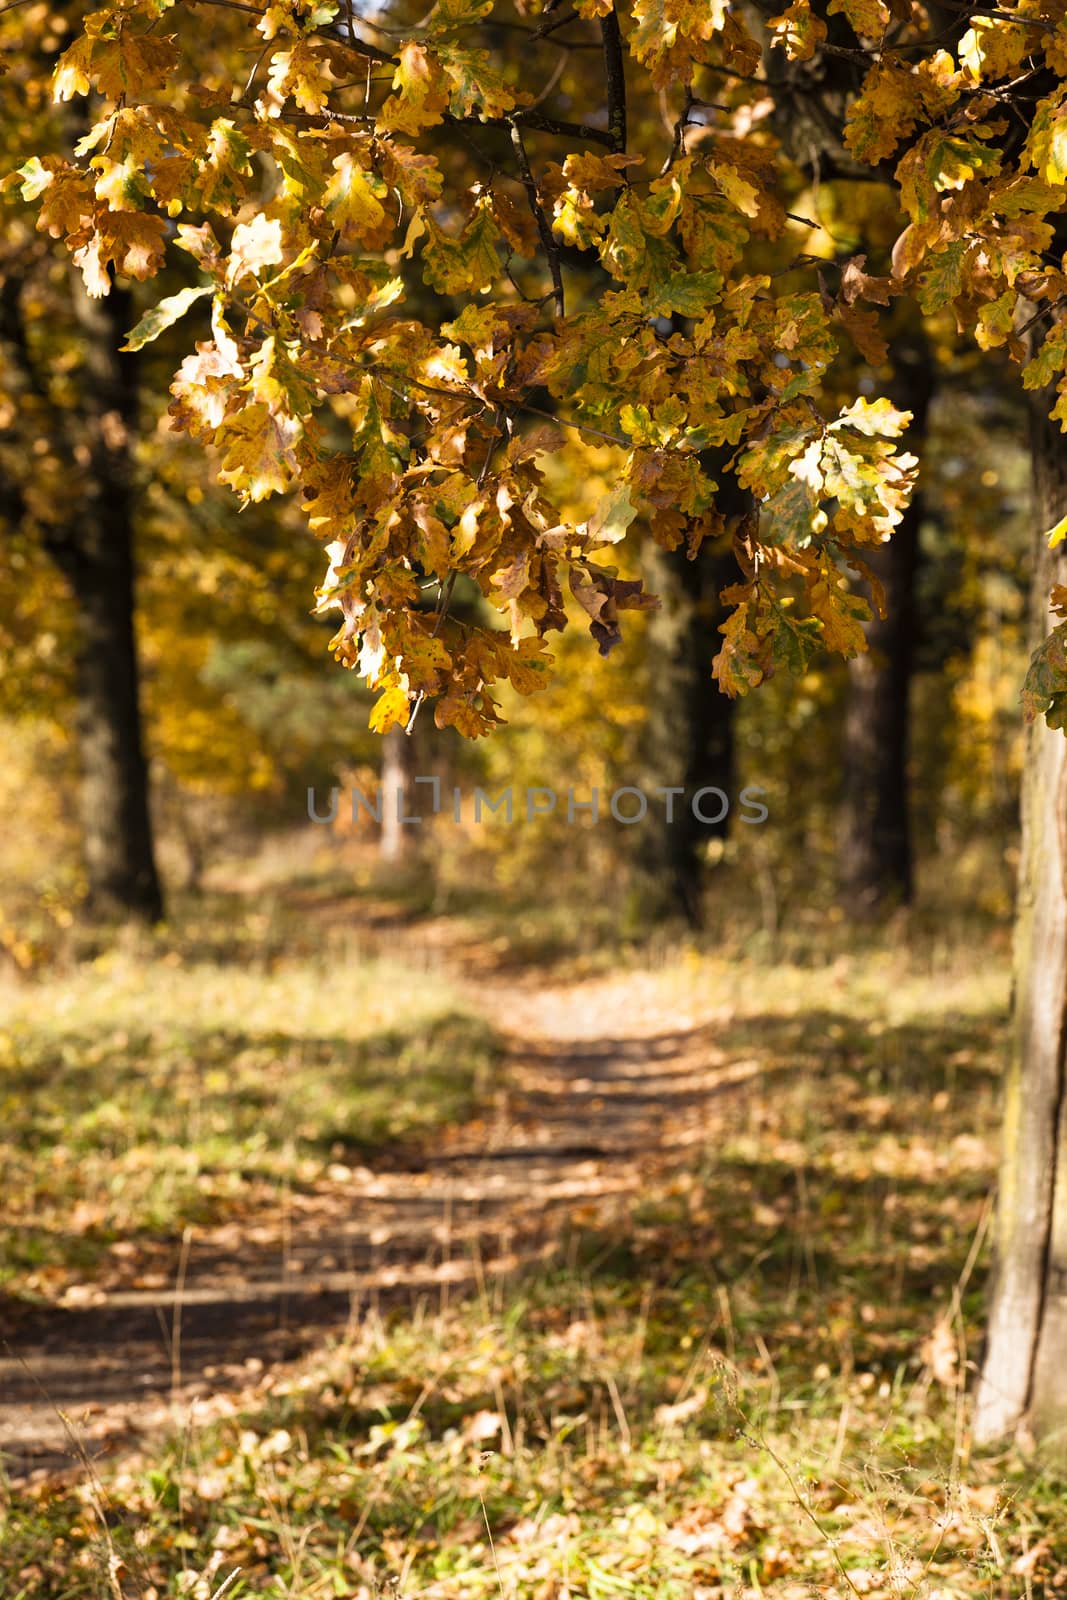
(509, 119, 565, 318)
(495, 111, 615, 145)
(601, 4, 627, 154)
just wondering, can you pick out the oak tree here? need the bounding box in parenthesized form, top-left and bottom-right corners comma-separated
(12, 0, 1067, 1443)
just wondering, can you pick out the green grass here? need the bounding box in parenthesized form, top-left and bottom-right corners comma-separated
(0, 897, 500, 1294)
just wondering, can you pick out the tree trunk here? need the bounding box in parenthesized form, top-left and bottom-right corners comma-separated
(840, 331, 933, 916)
(46, 279, 163, 922)
(635, 516, 740, 928)
(379, 723, 419, 863)
(973, 387, 1067, 1449)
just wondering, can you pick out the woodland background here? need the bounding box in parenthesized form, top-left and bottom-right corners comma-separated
(1, 3, 1064, 1598)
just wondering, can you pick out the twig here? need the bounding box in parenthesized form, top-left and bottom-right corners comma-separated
(745, 1427, 867, 1600)
(661, 87, 694, 174)
(509, 119, 565, 319)
(499, 110, 614, 147)
(242, 38, 273, 101)
(520, 401, 630, 448)
(171, 1225, 193, 1401)
(533, 7, 581, 38)
(528, 50, 568, 111)
(1, 1346, 156, 1596)
(478, 1472, 507, 1600)
(936, 2, 1059, 31)
(209, 1570, 244, 1600)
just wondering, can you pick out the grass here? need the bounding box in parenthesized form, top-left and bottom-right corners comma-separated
(3, 880, 1067, 1597)
(0, 893, 500, 1296)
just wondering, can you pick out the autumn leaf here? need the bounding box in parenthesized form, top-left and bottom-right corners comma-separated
(216, 403, 303, 501)
(839, 300, 889, 365)
(1027, 88, 1067, 187)
(226, 214, 285, 287)
(421, 205, 502, 295)
(1022, 622, 1067, 727)
(833, 396, 912, 438)
(767, 0, 827, 63)
(827, 0, 889, 34)
(323, 153, 388, 240)
(379, 42, 450, 135)
(844, 59, 925, 163)
(587, 484, 639, 545)
(123, 284, 212, 352)
(369, 683, 412, 733)
(17, 0, 1067, 741)
(438, 43, 527, 120)
(808, 556, 872, 656)
(713, 592, 770, 696)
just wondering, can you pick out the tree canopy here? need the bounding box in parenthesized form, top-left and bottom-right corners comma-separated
(9, 0, 1067, 737)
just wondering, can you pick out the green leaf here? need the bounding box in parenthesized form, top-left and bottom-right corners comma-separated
(588, 483, 639, 544)
(917, 240, 966, 314)
(770, 602, 823, 674)
(16, 156, 54, 200)
(1022, 622, 1067, 726)
(763, 475, 824, 546)
(121, 285, 212, 351)
(1024, 321, 1067, 391)
(1028, 88, 1067, 187)
(421, 206, 502, 295)
(647, 269, 723, 318)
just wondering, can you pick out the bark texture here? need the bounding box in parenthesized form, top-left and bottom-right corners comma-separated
(635, 465, 747, 926)
(1, 253, 162, 920)
(973, 387, 1067, 1448)
(379, 723, 420, 863)
(40, 279, 162, 922)
(840, 332, 933, 916)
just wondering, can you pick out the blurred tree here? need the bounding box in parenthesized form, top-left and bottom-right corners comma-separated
(0, 255, 162, 919)
(636, 512, 741, 928)
(379, 724, 419, 861)
(840, 325, 932, 915)
(0, 16, 161, 919)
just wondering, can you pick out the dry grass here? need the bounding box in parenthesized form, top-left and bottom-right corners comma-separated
(3, 882, 1065, 1598)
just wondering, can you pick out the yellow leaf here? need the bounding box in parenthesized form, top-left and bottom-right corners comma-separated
(1028, 89, 1067, 187)
(1047, 514, 1067, 549)
(226, 214, 285, 287)
(707, 161, 760, 218)
(323, 153, 388, 240)
(379, 42, 450, 136)
(767, 0, 827, 63)
(826, 0, 889, 34)
(53, 37, 92, 102)
(369, 684, 413, 733)
(265, 40, 334, 115)
(216, 403, 302, 501)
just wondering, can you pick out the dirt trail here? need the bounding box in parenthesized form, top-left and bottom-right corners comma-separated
(0, 925, 753, 1481)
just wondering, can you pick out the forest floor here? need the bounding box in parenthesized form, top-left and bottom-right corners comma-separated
(2, 870, 1066, 1598)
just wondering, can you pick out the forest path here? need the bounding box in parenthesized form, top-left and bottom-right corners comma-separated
(0, 899, 753, 1481)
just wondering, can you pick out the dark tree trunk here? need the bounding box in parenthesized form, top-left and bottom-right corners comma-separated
(974, 384, 1067, 1450)
(840, 331, 933, 916)
(635, 469, 746, 927)
(44, 279, 163, 922)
